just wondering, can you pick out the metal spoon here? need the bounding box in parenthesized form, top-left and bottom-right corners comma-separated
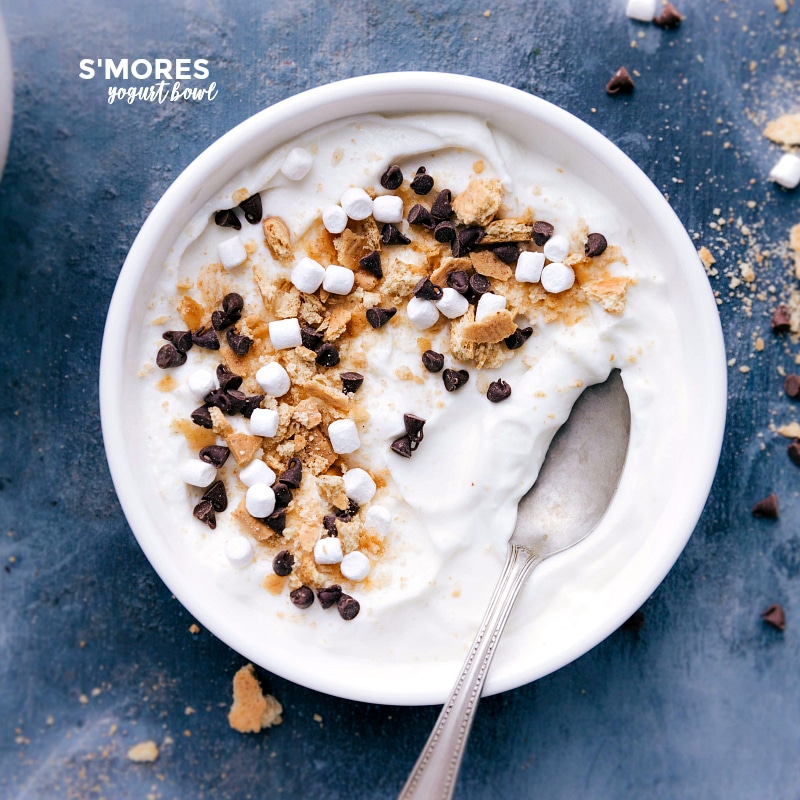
(398, 369, 631, 800)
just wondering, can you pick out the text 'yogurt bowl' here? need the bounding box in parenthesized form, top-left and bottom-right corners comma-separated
(100, 73, 726, 705)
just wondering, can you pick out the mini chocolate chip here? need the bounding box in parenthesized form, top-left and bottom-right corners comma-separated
(532, 221, 554, 246)
(408, 204, 436, 229)
(434, 220, 457, 243)
(216, 364, 243, 391)
(193, 499, 216, 529)
(290, 585, 314, 609)
(492, 243, 519, 264)
(162, 330, 194, 353)
(214, 208, 241, 230)
(430, 189, 453, 219)
(301, 326, 324, 351)
(272, 481, 293, 509)
(317, 585, 343, 610)
(761, 603, 786, 631)
(788, 440, 800, 466)
(156, 343, 187, 369)
(341, 372, 364, 394)
(771, 305, 791, 333)
(264, 508, 286, 534)
(360, 250, 383, 279)
(337, 498, 360, 518)
(191, 406, 213, 429)
(272, 549, 295, 577)
(337, 594, 360, 621)
(487, 379, 512, 403)
(199, 445, 230, 468)
(227, 328, 253, 356)
(280, 458, 302, 489)
(202, 480, 228, 512)
(223, 292, 244, 315)
(442, 368, 469, 392)
(585, 232, 608, 257)
(469, 273, 490, 296)
(366, 306, 397, 329)
(226, 390, 247, 415)
(413, 277, 444, 301)
(323, 514, 339, 536)
(381, 223, 411, 246)
(422, 349, 445, 372)
(211, 309, 237, 331)
(452, 226, 485, 257)
(390, 435, 412, 457)
(785, 374, 800, 399)
(504, 326, 534, 350)
(404, 414, 426, 447)
(241, 394, 265, 419)
(238, 193, 262, 224)
(212, 294, 244, 331)
(204, 388, 234, 412)
(653, 2, 683, 28)
(447, 270, 470, 295)
(752, 493, 779, 519)
(410, 168, 434, 195)
(315, 343, 340, 367)
(606, 66, 635, 96)
(192, 326, 220, 350)
(380, 164, 403, 190)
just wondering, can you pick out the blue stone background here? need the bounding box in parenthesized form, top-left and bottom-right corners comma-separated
(1, 1, 799, 797)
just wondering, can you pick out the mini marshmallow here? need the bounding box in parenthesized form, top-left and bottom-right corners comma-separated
(250, 407, 279, 438)
(217, 235, 247, 270)
(475, 292, 507, 322)
(225, 536, 254, 568)
(328, 418, 361, 454)
(407, 296, 440, 329)
(364, 505, 392, 537)
(291, 257, 325, 293)
(255, 362, 291, 397)
(435, 287, 470, 319)
(340, 551, 371, 582)
(515, 250, 545, 283)
(180, 459, 216, 487)
(245, 484, 276, 518)
(343, 467, 376, 505)
(322, 264, 355, 295)
(280, 147, 313, 181)
(625, 0, 656, 21)
(187, 369, 216, 401)
(372, 194, 404, 223)
(340, 187, 373, 220)
(541, 262, 576, 293)
(543, 234, 570, 263)
(314, 536, 343, 565)
(322, 204, 348, 234)
(239, 459, 276, 488)
(769, 153, 800, 190)
(269, 317, 302, 350)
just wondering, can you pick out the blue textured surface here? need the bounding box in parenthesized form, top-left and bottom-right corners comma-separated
(1, 1, 799, 798)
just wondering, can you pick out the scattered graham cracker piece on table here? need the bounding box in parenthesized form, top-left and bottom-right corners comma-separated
(461, 309, 517, 344)
(777, 422, 800, 439)
(127, 740, 160, 763)
(228, 664, 283, 734)
(480, 217, 534, 244)
(262, 216, 294, 261)
(763, 113, 800, 147)
(452, 178, 503, 227)
(790, 223, 800, 279)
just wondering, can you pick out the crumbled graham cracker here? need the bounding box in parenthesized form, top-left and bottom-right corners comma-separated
(461, 309, 517, 344)
(197, 262, 229, 310)
(337, 517, 362, 554)
(430, 256, 471, 286)
(177, 295, 206, 330)
(210, 407, 234, 437)
(226, 432, 262, 466)
(790, 223, 800, 279)
(274, 286, 301, 319)
(334, 228, 374, 271)
(474, 341, 514, 368)
(298, 376, 351, 413)
(380, 258, 427, 303)
(292, 398, 322, 429)
(262, 217, 293, 262)
(232, 188, 250, 205)
(470, 250, 512, 281)
(480, 217, 534, 244)
(450, 305, 476, 360)
(452, 178, 503, 227)
(763, 113, 800, 147)
(320, 305, 352, 341)
(316, 474, 349, 510)
(581, 277, 631, 314)
(232, 499, 273, 541)
(228, 664, 283, 734)
(127, 740, 159, 763)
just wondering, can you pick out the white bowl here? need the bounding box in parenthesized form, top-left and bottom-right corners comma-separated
(0, 11, 13, 179)
(100, 73, 726, 705)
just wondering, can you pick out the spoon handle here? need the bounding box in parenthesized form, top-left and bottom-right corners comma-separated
(398, 543, 541, 800)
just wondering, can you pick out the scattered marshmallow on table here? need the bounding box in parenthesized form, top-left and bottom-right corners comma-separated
(343, 467, 376, 505)
(769, 153, 800, 190)
(340, 187, 373, 220)
(323, 264, 355, 295)
(372, 194, 404, 223)
(225, 536, 254, 568)
(475, 292, 506, 322)
(291, 257, 325, 293)
(250, 407, 279, 438)
(543, 234, 570, 263)
(515, 251, 545, 283)
(269, 317, 302, 350)
(180, 459, 216, 487)
(364, 504, 392, 536)
(239, 459, 277, 488)
(314, 536, 343, 565)
(435, 287, 470, 319)
(625, 0, 656, 21)
(280, 147, 313, 181)
(187, 369, 216, 401)
(322, 204, 348, 234)
(328, 418, 360, 454)
(407, 296, 440, 329)
(340, 551, 371, 582)
(217, 235, 247, 270)
(245, 484, 275, 518)
(256, 362, 291, 397)
(541, 262, 576, 293)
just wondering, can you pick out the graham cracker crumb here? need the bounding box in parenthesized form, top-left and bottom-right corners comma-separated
(461, 309, 517, 344)
(764, 114, 800, 146)
(189, 623, 201, 634)
(177, 295, 206, 331)
(232, 188, 250, 205)
(450, 305, 476, 360)
(469, 250, 513, 281)
(334, 228, 375, 271)
(452, 178, 503, 227)
(262, 217, 294, 262)
(316, 474, 349, 510)
(430, 256, 472, 286)
(480, 217, 534, 244)
(228, 664, 283, 734)
(127, 741, 159, 763)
